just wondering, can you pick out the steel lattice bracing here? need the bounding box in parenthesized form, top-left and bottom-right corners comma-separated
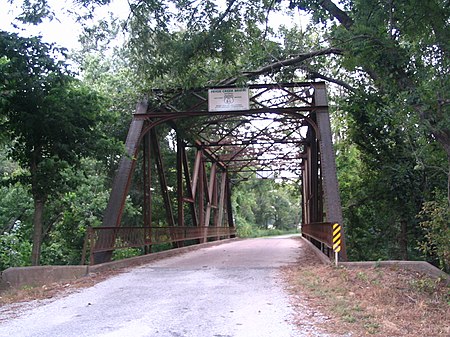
(88, 82, 346, 264)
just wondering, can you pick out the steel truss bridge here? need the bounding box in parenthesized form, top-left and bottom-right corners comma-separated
(84, 82, 347, 264)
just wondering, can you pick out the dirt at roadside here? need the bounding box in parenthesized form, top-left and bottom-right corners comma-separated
(284, 239, 450, 337)
(0, 268, 122, 320)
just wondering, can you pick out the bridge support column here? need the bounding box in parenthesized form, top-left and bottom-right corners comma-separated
(314, 83, 347, 261)
(93, 100, 148, 264)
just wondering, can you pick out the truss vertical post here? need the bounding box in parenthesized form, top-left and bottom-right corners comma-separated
(212, 172, 220, 240)
(225, 174, 235, 237)
(143, 131, 152, 253)
(309, 127, 320, 223)
(176, 135, 185, 247)
(198, 150, 205, 230)
(300, 165, 306, 226)
(204, 163, 217, 227)
(204, 163, 217, 241)
(191, 150, 202, 197)
(93, 100, 148, 264)
(314, 83, 347, 260)
(216, 172, 227, 228)
(302, 156, 310, 224)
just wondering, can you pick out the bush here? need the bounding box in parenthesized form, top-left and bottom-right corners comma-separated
(0, 222, 32, 270)
(418, 194, 450, 272)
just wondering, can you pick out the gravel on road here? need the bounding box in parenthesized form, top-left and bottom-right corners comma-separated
(0, 236, 335, 337)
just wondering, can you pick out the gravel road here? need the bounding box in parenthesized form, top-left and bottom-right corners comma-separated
(0, 235, 317, 337)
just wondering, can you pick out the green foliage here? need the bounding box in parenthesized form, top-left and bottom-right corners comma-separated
(332, 89, 436, 261)
(0, 31, 109, 264)
(232, 178, 300, 237)
(0, 31, 104, 192)
(39, 158, 109, 265)
(0, 182, 33, 232)
(111, 247, 142, 261)
(0, 223, 32, 270)
(39, 158, 141, 265)
(418, 193, 450, 272)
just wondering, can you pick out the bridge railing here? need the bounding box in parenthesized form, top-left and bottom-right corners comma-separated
(82, 226, 236, 265)
(301, 222, 333, 249)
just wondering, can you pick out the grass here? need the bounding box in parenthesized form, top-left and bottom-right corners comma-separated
(283, 239, 450, 336)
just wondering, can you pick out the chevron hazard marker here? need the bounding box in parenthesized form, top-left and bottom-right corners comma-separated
(332, 223, 341, 266)
(332, 223, 341, 253)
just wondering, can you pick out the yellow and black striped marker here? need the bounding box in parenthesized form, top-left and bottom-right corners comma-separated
(332, 223, 341, 253)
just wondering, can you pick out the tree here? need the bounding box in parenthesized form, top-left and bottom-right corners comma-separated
(231, 178, 300, 236)
(287, 0, 450, 205)
(0, 31, 104, 265)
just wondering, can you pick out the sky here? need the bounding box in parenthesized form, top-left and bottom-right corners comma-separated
(0, 0, 129, 49)
(0, 0, 309, 50)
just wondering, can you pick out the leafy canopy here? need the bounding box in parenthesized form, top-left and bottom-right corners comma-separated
(0, 30, 104, 197)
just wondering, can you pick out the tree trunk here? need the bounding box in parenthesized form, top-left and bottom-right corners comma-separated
(31, 197, 46, 266)
(447, 153, 450, 209)
(399, 220, 408, 260)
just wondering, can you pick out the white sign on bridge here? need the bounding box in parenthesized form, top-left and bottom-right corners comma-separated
(208, 88, 249, 112)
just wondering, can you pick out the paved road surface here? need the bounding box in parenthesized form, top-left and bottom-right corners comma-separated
(0, 236, 306, 337)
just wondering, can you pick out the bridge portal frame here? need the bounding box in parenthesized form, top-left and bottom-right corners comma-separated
(90, 82, 347, 264)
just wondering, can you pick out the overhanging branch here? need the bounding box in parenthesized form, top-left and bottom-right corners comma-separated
(218, 47, 343, 85)
(319, 0, 354, 30)
(300, 66, 356, 92)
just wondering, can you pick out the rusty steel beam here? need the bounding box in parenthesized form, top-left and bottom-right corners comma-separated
(198, 150, 205, 229)
(204, 163, 217, 228)
(314, 83, 347, 260)
(225, 175, 235, 234)
(93, 100, 148, 264)
(216, 173, 227, 228)
(143, 132, 152, 253)
(176, 136, 185, 247)
(191, 150, 202, 197)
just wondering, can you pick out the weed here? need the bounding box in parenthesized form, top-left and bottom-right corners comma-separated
(285, 241, 450, 337)
(371, 278, 380, 285)
(364, 322, 380, 334)
(410, 277, 436, 295)
(356, 271, 368, 282)
(353, 304, 362, 312)
(343, 314, 356, 323)
(20, 285, 35, 291)
(339, 270, 350, 282)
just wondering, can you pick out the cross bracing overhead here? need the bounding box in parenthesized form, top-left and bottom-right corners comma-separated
(145, 83, 318, 181)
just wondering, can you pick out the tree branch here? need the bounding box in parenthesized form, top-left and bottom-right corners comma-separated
(318, 0, 353, 30)
(211, 0, 237, 31)
(300, 66, 356, 92)
(217, 47, 343, 85)
(263, 0, 277, 40)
